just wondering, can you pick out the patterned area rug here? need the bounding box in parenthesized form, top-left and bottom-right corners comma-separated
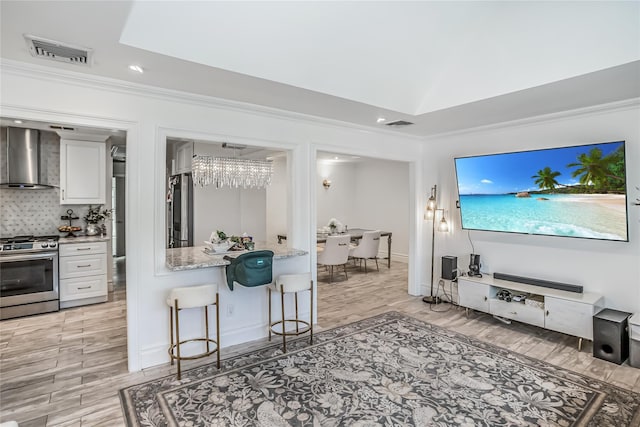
(120, 311, 640, 426)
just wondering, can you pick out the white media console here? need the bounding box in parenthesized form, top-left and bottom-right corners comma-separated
(457, 274, 604, 350)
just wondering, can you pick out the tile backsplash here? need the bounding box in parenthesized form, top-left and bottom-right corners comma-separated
(1, 188, 65, 236)
(0, 129, 63, 236)
(0, 128, 104, 237)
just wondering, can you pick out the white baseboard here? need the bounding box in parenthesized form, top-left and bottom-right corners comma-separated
(378, 251, 408, 264)
(138, 312, 311, 370)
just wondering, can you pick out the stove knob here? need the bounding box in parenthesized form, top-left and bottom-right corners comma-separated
(41, 243, 49, 248)
(50, 242, 57, 248)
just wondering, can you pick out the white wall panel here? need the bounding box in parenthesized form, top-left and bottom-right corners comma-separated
(424, 105, 640, 312)
(0, 61, 422, 371)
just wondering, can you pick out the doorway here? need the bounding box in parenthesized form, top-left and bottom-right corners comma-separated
(111, 141, 127, 294)
(315, 151, 411, 290)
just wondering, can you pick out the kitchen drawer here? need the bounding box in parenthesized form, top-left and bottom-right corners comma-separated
(60, 275, 107, 301)
(59, 253, 107, 279)
(490, 299, 545, 328)
(59, 241, 107, 257)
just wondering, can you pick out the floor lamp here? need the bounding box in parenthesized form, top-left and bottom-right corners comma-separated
(422, 185, 449, 305)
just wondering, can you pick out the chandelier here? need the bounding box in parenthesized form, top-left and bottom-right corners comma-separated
(192, 154, 273, 189)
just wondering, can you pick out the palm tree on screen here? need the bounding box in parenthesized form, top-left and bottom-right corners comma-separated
(567, 148, 620, 190)
(532, 167, 561, 191)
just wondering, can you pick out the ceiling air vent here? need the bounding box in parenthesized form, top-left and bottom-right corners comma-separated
(24, 34, 93, 66)
(49, 125, 75, 131)
(385, 120, 414, 127)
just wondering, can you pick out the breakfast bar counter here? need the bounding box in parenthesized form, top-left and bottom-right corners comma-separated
(166, 243, 307, 271)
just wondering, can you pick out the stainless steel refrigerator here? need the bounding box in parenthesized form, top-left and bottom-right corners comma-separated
(168, 173, 194, 248)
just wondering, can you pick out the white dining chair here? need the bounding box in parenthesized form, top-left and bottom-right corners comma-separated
(316, 235, 351, 283)
(349, 230, 381, 273)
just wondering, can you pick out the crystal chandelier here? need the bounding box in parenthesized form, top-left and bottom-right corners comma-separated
(192, 155, 273, 189)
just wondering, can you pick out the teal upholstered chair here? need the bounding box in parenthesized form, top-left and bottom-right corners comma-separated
(225, 250, 274, 291)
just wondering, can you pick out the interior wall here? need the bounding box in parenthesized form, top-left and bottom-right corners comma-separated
(315, 159, 410, 258)
(192, 142, 267, 243)
(316, 160, 356, 228)
(0, 61, 423, 371)
(265, 157, 287, 243)
(352, 159, 410, 260)
(424, 104, 640, 312)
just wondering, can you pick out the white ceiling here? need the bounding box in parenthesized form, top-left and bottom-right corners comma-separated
(1, 1, 639, 137)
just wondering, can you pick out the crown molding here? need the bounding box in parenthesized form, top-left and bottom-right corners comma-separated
(0, 59, 423, 142)
(423, 97, 640, 140)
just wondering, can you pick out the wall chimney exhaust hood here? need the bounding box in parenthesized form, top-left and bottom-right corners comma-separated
(0, 127, 54, 189)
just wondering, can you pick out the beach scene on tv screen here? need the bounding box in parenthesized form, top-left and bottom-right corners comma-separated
(455, 141, 628, 241)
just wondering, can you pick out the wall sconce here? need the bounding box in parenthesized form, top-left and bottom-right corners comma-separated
(423, 184, 449, 305)
(322, 179, 332, 189)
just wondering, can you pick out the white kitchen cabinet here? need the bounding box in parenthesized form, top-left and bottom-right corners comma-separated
(59, 241, 108, 308)
(457, 275, 603, 348)
(175, 143, 193, 174)
(60, 139, 106, 204)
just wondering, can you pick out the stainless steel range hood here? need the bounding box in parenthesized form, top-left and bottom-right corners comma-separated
(0, 127, 53, 189)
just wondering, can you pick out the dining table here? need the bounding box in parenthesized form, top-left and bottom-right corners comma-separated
(277, 228, 393, 268)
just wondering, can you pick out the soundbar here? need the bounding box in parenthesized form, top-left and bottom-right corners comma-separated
(493, 272, 583, 293)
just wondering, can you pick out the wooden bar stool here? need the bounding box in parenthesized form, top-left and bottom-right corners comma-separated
(268, 273, 313, 353)
(167, 283, 220, 380)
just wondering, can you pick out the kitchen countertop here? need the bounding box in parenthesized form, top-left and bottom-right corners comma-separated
(59, 235, 111, 244)
(166, 242, 307, 271)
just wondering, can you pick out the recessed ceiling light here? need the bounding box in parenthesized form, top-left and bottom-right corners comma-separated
(128, 64, 144, 73)
(13, 119, 23, 124)
(376, 117, 386, 123)
(334, 156, 339, 160)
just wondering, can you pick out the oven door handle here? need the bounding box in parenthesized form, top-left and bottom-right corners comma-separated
(0, 252, 58, 263)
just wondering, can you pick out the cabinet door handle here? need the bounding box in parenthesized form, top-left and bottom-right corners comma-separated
(546, 310, 549, 316)
(76, 264, 91, 268)
(509, 311, 517, 315)
(62, 189, 65, 200)
(76, 248, 91, 251)
(77, 286, 91, 290)
(484, 296, 487, 301)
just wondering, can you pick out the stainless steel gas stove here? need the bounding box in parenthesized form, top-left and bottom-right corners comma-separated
(0, 235, 60, 320)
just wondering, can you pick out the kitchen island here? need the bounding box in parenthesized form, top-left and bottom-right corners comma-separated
(166, 243, 307, 271)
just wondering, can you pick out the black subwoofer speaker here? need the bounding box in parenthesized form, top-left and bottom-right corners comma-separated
(593, 308, 631, 365)
(441, 256, 457, 280)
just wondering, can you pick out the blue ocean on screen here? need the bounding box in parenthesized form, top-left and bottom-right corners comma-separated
(458, 194, 627, 240)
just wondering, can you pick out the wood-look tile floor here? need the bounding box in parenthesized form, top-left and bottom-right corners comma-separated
(2, 260, 640, 426)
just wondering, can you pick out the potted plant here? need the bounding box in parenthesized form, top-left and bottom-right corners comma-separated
(84, 205, 112, 236)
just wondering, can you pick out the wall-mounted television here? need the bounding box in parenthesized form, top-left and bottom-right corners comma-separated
(454, 141, 628, 242)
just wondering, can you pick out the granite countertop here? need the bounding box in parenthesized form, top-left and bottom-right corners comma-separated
(59, 235, 111, 244)
(166, 242, 307, 272)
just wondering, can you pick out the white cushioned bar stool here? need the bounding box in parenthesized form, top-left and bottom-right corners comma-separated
(268, 273, 313, 353)
(167, 283, 220, 380)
